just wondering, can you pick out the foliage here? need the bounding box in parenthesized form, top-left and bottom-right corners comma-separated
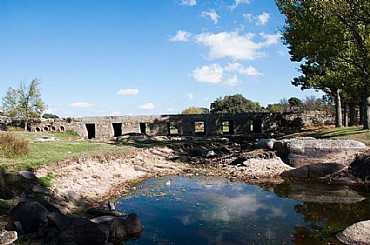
(266, 103, 284, 113)
(288, 97, 302, 107)
(42, 113, 59, 119)
(276, 0, 370, 128)
(210, 94, 261, 114)
(0, 132, 29, 157)
(2, 79, 46, 130)
(181, 107, 209, 114)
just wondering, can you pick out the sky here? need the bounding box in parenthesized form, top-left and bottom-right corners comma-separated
(0, 0, 322, 117)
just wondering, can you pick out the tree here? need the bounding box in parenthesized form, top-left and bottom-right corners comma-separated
(2, 79, 46, 130)
(42, 113, 59, 119)
(181, 107, 209, 115)
(210, 94, 261, 114)
(276, 0, 370, 129)
(288, 97, 302, 108)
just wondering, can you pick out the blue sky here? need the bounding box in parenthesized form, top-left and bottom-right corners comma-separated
(0, 0, 322, 117)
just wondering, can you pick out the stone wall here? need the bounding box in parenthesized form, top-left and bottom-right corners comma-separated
(0, 111, 336, 140)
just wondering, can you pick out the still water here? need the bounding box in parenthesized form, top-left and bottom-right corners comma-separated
(116, 175, 370, 245)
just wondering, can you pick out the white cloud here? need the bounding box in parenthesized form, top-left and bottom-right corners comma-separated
(192, 64, 223, 84)
(70, 102, 93, 109)
(256, 12, 270, 25)
(195, 31, 280, 60)
(138, 103, 155, 110)
(169, 30, 192, 42)
(186, 93, 194, 100)
(225, 62, 263, 76)
(116, 88, 139, 95)
(243, 12, 271, 26)
(180, 0, 196, 6)
(224, 75, 241, 86)
(260, 33, 281, 46)
(201, 9, 220, 24)
(231, 0, 251, 9)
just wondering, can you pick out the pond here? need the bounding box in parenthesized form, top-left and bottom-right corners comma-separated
(116, 175, 370, 244)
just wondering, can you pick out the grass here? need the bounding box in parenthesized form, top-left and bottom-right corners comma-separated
(283, 126, 370, 145)
(39, 172, 54, 188)
(0, 131, 133, 171)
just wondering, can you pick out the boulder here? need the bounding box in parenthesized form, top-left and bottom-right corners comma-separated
(336, 220, 370, 244)
(281, 163, 346, 178)
(9, 201, 49, 234)
(0, 230, 18, 245)
(47, 212, 73, 231)
(109, 213, 143, 242)
(275, 138, 368, 168)
(349, 155, 370, 181)
(51, 218, 107, 245)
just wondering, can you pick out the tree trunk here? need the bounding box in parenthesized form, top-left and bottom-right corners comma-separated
(349, 103, 358, 126)
(335, 89, 342, 128)
(359, 102, 364, 125)
(364, 95, 370, 130)
(343, 103, 348, 127)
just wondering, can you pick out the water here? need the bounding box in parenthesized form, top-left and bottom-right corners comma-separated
(116, 175, 370, 244)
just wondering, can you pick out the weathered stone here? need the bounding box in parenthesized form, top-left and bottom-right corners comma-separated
(281, 163, 346, 178)
(51, 218, 107, 245)
(47, 212, 73, 231)
(9, 201, 49, 234)
(275, 139, 368, 168)
(349, 155, 370, 181)
(0, 230, 18, 245)
(336, 220, 370, 244)
(109, 213, 143, 242)
(255, 138, 276, 150)
(19, 170, 37, 180)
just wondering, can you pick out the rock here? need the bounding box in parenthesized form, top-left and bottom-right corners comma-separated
(116, 133, 149, 143)
(336, 220, 370, 244)
(47, 212, 73, 231)
(51, 218, 107, 245)
(255, 138, 276, 150)
(0, 172, 5, 199)
(9, 201, 49, 234)
(86, 208, 126, 218)
(37, 136, 56, 142)
(275, 138, 368, 168)
(349, 155, 370, 181)
(0, 230, 18, 245)
(19, 171, 37, 180)
(281, 163, 346, 178)
(109, 213, 143, 242)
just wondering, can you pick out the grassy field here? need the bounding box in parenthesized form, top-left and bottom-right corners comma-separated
(1, 126, 370, 171)
(0, 131, 132, 171)
(284, 126, 370, 145)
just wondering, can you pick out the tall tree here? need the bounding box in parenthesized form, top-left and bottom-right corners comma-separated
(2, 79, 46, 130)
(210, 94, 261, 114)
(276, 0, 370, 129)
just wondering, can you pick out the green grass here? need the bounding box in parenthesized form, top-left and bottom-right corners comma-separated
(284, 126, 370, 145)
(0, 131, 132, 171)
(39, 172, 54, 188)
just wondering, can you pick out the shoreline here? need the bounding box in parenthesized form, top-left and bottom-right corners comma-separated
(34, 146, 293, 212)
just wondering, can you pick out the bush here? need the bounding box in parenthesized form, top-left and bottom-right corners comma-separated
(0, 132, 29, 157)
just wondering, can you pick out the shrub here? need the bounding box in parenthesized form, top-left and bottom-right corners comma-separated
(0, 132, 29, 157)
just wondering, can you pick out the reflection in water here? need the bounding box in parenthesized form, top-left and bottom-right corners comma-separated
(116, 176, 370, 244)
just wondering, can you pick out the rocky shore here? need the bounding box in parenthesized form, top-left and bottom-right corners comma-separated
(2, 137, 370, 244)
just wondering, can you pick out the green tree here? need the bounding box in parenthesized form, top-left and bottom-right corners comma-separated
(210, 94, 261, 114)
(181, 107, 209, 114)
(276, 0, 370, 129)
(288, 97, 302, 108)
(42, 113, 59, 119)
(2, 79, 46, 130)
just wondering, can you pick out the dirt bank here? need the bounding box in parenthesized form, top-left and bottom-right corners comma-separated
(34, 146, 292, 212)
